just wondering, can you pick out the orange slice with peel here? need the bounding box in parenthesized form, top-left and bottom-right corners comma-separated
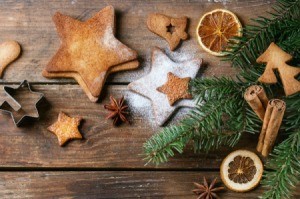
(220, 150, 263, 192)
(196, 9, 242, 56)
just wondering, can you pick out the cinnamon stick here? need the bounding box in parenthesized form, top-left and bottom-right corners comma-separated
(244, 85, 269, 121)
(257, 99, 286, 157)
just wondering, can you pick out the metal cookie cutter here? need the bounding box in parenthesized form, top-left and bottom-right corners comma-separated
(0, 80, 44, 127)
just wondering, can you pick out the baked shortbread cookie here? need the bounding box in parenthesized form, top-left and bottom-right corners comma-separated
(0, 40, 21, 77)
(43, 6, 139, 102)
(47, 112, 83, 146)
(147, 13, 188, 51)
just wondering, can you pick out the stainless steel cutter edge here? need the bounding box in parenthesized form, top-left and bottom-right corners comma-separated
(0, 80, 44, 127)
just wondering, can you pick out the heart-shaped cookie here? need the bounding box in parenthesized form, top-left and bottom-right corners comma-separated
(0, 40, 21, 77)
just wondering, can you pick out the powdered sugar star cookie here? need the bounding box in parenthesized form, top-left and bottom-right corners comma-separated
(128, 47, 202, 126)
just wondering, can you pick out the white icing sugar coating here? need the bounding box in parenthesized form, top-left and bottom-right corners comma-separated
(128, 47, 202, 126)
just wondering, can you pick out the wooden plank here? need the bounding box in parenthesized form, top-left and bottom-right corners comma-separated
(0, 0, 275, 83)
(0, 84, 258, 168)
(0, 171, 299, 198)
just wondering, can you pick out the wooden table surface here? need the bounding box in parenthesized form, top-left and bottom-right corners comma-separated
(0, 0, 299, 198)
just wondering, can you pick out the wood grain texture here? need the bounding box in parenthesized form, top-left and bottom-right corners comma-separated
(0, 84, 258, 169)
(0, 1, 296, 198)
(0, 0, 275, 83)
(0, 171, 299, 199)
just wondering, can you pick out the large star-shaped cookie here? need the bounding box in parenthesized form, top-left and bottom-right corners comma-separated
(128, 48, 202, 126)
(43, 6, 139, 102)
(47, 112, 83, 146)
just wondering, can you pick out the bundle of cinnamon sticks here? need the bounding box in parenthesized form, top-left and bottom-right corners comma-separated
(244, 85, 286, 157)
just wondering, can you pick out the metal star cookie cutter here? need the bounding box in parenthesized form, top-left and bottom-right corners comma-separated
(0, 80, 44, 127)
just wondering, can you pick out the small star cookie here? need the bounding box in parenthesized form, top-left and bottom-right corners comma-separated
(157, 72, 192, 105)
(47, 112, 83, 146)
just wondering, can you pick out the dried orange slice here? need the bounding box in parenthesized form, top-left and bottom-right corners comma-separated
(220, 150, 263, 192)
(196, 9, 242, 56)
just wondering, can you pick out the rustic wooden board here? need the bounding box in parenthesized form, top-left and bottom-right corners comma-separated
(0, 84, 258, 169)
(1, 0, 296, 198)
(0, 171, 299, 198)
(0, 0, 275, 83)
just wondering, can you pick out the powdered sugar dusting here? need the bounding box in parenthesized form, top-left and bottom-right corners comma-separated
(208, 0, 230, 4)
(168, 45, 199, 62)
(122, 36, 202, 82)
(100, 25, 135, 58)
(126, 36, 202, 126)
(128, 48, 201, 126)
(71, 0, 77, 5)
(126, 89, 190, 128)
(125, 92, 156, 128)
(126, 92, 152, 117)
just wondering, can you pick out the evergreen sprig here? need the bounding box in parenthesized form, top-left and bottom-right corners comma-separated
(143, 0, 300, 198)
(284, 93, 300, 131)
(261, 130, 300, 199)
(144, 125, 191, 164)
(143, 77, 261, 164)
(224, 0, 300, 71)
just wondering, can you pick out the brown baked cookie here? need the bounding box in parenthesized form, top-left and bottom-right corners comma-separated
(47, 112, 83, 146)
(43, 6, 139, 102)
(43, 60, 139, 102)
(157, 72, 192, 106)
(0, 40, 21, 77)
(147, 13, 188, 51)
(257, 42, 300, 96)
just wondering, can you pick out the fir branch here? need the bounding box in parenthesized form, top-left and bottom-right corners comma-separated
(190, 76, 244, 103)
(190, 77, 262, 134)
(143, 77, 261, 164)
(224, 0, 300, 71)
(193, 132, 241, 153)
(143, 1, 300, 197)
(284, 93, 300, 131)
(187, 95, 242, 152)
(260, 130, 300, 199)
(143, 125, 191, 165)
(277, 22, 300, 59)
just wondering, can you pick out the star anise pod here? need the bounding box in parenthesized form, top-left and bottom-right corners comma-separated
(193, 177, 224, 199)
(104, 95, 129, 125)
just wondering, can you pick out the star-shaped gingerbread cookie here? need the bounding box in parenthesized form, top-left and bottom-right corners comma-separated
(157, 72, 192, 105)
(43, 6, 139, 102)
(47, 112, 83, 146)
(128, 47, 202, 126)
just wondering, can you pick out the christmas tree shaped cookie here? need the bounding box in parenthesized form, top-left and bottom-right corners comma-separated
(257, 42, 300, 96)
